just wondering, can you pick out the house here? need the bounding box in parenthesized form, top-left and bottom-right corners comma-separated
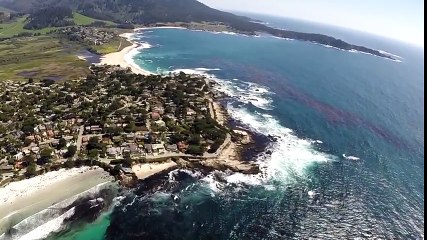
(38, 125, 47, 132)
(0, 157, 7, 165)
(31, 146, 40, 154)
(151, 112, 160, 121)
(112, 136, 123, 143)
(120, 166, 134, 175)
(0, 165, 14, 173)
(186, 108, 197, 116)
(126, 133, 135, 142)
(145, 144, 153, 154)
(102, 136, 112, 145)
(153, 106, 165, 115)
(152, 144, 165, 154)
(107, 147, 121, 158)
(128, 144, 139, 154)
(154, 120, 166, 127)
(165, 144, 178, 152)
(25, 135, 36, 142)
(51, 139, 60, 147)
(22, 147, 31, 155)
(90, 125, 102, 134)
(14, 152, 24, 161)
(47, 130, 55, 138)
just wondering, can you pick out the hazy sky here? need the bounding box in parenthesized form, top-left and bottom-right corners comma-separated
(199, 0, 424, 46)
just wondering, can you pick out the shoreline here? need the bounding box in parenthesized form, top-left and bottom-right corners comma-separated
(99, 32, 154, 75)
(0, 167, 114, 235)
(134, 25, 400, 61)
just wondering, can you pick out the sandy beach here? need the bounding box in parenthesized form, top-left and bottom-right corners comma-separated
(0, 167, 113, 235)
(132, 161, 178, 180)
(99, 32, 153, 75)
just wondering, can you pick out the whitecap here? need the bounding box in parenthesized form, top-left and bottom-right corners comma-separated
(342, 154, 360, 161)
(16, 207, 76, 240)
(0, 182, 116, 240)
(227, 106, 334, 182)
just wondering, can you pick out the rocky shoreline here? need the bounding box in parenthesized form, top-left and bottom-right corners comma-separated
(119, 98, 261, 187)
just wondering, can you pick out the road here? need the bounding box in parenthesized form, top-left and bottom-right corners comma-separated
(75, 125, 84, 156)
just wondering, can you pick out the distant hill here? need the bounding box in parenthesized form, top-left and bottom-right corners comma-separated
(0, 0, 395, 60)
(23, 6, 74, 29)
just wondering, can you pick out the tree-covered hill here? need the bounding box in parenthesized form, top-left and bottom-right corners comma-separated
(23, 6, 74, 29)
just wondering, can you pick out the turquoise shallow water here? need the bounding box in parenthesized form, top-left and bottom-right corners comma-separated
(53, 213, 111, 240)
(51, 15, 423, 239)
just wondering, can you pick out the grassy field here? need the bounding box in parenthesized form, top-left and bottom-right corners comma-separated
(93, 36, 133, 54)
(0, 36, 90, 81)
(73, 12, 116, 26)
(0, 12, 128, 81)
(0, 16, 58, 37)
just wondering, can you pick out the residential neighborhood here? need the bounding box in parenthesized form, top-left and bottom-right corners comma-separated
(0, 65, 230, 185)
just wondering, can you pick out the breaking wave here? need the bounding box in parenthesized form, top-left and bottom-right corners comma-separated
(165, 67, 336, 190)
(0, 182, 118, 240)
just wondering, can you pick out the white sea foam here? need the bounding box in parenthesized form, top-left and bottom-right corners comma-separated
(0, 182, 116, 240)
(212, 76, 274, 110)
(378, 50, 403, 59)
(194, 68, 221, 71)
(164, 67, 333, 187)
(342, 154, 360, 161)
(224, 172, 263, 186)
(221, 31, 238, 36)
(201, 174, 222, 193)
(315, 42, 403, 63)
(16, 207, 75, 240)
(168, 169, 204, 182)
(228, 106, 334, 182)
(123, 41, 153, 74)
(170, 68, 213, 76)
(272, 36, 294, 41)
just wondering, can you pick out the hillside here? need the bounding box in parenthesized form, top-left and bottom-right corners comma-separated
(0, 0, 395, 60)
(0, 11, 114, 38)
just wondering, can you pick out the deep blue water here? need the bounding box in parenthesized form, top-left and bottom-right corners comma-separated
(57, 15, 424, 239)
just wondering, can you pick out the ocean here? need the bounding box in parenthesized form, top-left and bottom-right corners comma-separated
(20, 15, 427, 239)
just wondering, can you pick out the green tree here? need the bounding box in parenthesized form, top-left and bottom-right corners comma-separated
(23, 137, 34, 147)
(38, 148, 53, 165)
(188, 135, 201, 145)
(64, 145, 77, 158)
(186, 145, 204, 155)
(64, 159, 75, 169)
(22, 154, 36, 165)
(25, 162, 37, 177)
(58, 138, 67, 149)
(124, 121, 136, 133)
(87, 136, 102, 150)
(88, 149, 99, 159)
(123, 152, 133, 167)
